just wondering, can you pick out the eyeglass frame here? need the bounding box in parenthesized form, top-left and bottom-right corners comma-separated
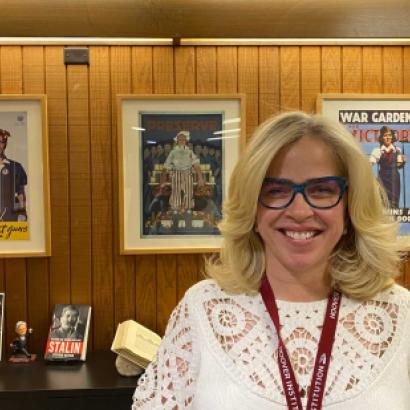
(259, 176, 348, 209)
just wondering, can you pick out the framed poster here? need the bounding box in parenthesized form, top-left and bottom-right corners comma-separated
(318, 94, 410, 246)
(0, 293, 3, 360)
(0, 95, 50, 257)
(118, 94, 246, 254)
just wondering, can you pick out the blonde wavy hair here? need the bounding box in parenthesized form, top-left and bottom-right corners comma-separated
(206, 111, 402, 300)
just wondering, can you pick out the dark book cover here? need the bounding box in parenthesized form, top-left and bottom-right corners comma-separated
(44, 304, 91, 361)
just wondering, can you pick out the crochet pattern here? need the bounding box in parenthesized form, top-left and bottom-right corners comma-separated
(133, 281, 410, 409)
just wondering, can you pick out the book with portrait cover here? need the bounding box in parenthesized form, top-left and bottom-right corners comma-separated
(44, 304, 91, 362)
(0, 293, 4, 361)
(111, 320, 161, 369)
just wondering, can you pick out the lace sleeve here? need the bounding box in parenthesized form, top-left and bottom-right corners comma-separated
(404, 295, 410, 381)
(132, 296, 198, 409)
(408, 341, 410, 380)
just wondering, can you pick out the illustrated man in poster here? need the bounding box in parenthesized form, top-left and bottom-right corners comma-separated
(161, 131, 204, 228)
(369, 126, 407, 208)
(0, 129, 27, 221)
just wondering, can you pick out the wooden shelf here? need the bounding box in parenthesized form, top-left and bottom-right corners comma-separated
(0, 351, 138, 410)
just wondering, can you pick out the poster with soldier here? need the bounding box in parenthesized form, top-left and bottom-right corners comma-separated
(0, 112, 28, 240)
(0, 96, 49, 257)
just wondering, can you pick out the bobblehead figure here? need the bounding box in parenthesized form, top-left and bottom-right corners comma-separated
(9, 321, 36, 363)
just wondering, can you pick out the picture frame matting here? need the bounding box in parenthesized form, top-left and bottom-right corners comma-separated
(318, 93, 410, 249)
(118, 94, 246, 254)
(0, 95, 50, 257)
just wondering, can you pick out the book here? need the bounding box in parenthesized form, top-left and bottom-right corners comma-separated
(0, 293, 4, 361)
(44, 304, 92, 361)
(111, 320, 161, 369)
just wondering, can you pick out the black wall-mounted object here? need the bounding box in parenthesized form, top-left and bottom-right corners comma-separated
(64, 48, 89, 65)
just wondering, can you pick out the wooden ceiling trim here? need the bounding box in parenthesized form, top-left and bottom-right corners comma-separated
(1, 38, 410, 46)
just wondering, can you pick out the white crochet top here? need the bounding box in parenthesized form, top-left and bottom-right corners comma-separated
(132, 280, 410, 409)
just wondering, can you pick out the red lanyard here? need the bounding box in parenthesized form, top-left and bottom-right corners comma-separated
(260, 274, 341, 410)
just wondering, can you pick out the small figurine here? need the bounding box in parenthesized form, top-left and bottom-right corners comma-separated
(9, 320, 36, 363)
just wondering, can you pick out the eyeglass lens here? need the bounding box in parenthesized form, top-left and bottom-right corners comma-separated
(260, 178, 344, 208)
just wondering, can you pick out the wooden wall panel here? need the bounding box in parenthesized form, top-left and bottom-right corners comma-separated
(4, 259, 27, 349)
(321, 47, 341, 93)
(153, 47, 178, 335)
(363, 47, 382, 93)
(196, 47, 216, 94)
(238, 47, 259, 139)
(67, 65, 92, 306)
(177, 254, 199, 302)
(135, 255, 157, 331)
(301, 47, 321, 113)
(131, 46, 153, 94)
(280, 47, 300, 111)
(196, 46, 217, 282)
(131, 46, 157, 334)
(175, 46, 196, 94)
(0, 44, 408, 354)
(23, 46, 45, 93)
(110, 47, 136, 327)
(342, 47, 362, 93)
(0, 46, 28, 350)
(217, 47, 238, 93)
(157, 254, 177, 335)
(404, 48, 410, 93)
(153, 47, 174, 94)
(174, 46, 200, 301)
(0, 263, 4, 356)
(89, 46, 115, 349)
(383, 47, 403, 93)
(23, 46, 50, 353)
(1, 46, 23, 93)
(45, 47, 70, 308)
(27, 258, 49, 353)
(259, 47, 280, 122)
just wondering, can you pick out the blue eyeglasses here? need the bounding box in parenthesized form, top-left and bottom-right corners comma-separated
(259, 176, 347, 209)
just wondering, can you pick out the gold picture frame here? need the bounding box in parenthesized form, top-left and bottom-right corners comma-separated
(318, 93, 410, 248)
(118, 94, 246, 254)
(0, 95, 50, 257)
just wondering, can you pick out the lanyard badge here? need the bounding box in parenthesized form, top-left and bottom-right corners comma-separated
(260, 274, 341, 410)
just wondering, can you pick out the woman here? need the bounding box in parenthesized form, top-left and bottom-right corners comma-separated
(369, 125, 406, 208)
(132, 112, 410, 409)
